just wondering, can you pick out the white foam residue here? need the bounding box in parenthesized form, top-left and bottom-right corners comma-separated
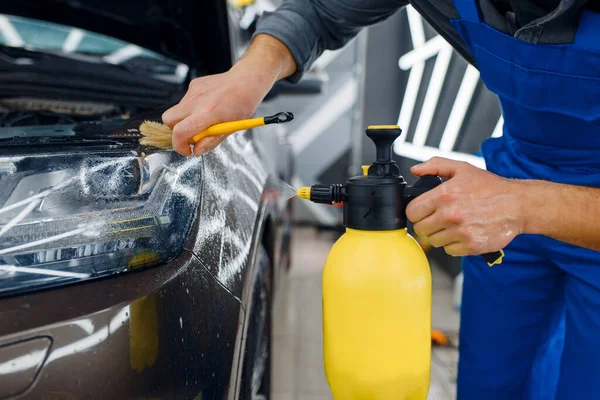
(216, 227, 252, 284)
(164, 156, 202, 203)
(211, 145, 266, 192)
(195, 133, 270, 287)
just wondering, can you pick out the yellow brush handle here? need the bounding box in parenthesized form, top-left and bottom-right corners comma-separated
(190, 117, 266, 143)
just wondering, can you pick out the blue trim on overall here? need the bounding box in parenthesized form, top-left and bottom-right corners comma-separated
(448, 2, 600, 399)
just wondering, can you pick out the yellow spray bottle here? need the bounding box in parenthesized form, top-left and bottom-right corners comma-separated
(297, 125, 441, 399)
(297, 125, 504, 399)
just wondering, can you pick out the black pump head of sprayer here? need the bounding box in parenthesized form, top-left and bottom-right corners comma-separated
(298, 125, 505, 265)
(303, 125, 442, 230)
(364, 126, 402, 177)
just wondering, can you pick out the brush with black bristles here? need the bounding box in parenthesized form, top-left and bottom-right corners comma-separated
(139, 111, 294, 149)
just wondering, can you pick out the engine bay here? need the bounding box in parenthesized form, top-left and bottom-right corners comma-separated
(0, 97, 129, 127)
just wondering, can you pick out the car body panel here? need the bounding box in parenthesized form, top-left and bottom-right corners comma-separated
(0, 127, 292, 398)
(0, 248, 242, 399)
(191, 132, 267, 296)
(0, 1, 294, 397)
(0, 113, 292, 399)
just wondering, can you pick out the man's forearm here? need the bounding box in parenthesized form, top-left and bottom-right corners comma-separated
(231, 34, 296, 89)
(521, 180, 600, 251)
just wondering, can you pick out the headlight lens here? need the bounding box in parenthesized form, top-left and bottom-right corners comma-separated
(0, 147, 202, 296)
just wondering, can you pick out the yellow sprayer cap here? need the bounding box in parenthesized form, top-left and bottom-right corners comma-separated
(367, 125, 400, 130)
(297, 187, 311, 200)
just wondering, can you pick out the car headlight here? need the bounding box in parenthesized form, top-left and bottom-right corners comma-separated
(0, 147, 202, 296)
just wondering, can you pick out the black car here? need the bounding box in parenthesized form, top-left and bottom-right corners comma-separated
(0, 1, 296, 399)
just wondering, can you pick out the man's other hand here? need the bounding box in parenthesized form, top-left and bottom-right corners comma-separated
(406, 157, 526, 256)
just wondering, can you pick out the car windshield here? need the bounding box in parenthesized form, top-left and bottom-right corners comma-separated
(0, 13, 189, 83)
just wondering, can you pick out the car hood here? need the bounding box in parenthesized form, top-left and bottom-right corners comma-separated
(0, 0, 233, 75)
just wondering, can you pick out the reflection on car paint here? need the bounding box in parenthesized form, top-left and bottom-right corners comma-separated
(0, 337, 51, 398)
(0, 306, 129, 376)
(48, 306, 130, 365)
(71, 319, 95, 335)
(129, 293, 159, 372)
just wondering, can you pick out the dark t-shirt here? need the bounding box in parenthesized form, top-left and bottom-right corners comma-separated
(485, 0, 589, 34)
(497, 0, 561, 25)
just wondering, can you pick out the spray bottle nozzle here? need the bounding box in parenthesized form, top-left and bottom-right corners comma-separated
(296, 184, 345, 204)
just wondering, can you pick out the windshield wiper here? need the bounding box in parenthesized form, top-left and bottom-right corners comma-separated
(0, 45, 185, 108)
(0, 45, 180, 77)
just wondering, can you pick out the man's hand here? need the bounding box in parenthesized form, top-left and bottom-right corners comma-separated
(162, 69, 264, 156)
(405, 157, 525, 256)
(162, 34, 296, 156)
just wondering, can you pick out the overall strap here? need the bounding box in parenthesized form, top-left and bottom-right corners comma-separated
(574, 10, 600, 52)
(452, 0, 482, 23)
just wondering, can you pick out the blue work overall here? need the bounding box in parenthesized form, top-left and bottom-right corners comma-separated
(449, 2, 600, 399)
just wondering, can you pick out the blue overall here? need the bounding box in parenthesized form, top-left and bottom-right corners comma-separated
(449, 2, 600, 399)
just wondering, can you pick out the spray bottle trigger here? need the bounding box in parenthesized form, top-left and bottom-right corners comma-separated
(483, 250, 504, 266)
(404, 175, 443, 203)
(412, 175, 443, 190)
(404, 175, 507, 267)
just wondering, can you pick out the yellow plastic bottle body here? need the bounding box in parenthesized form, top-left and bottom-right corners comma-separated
(322, 228, 432, 400)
